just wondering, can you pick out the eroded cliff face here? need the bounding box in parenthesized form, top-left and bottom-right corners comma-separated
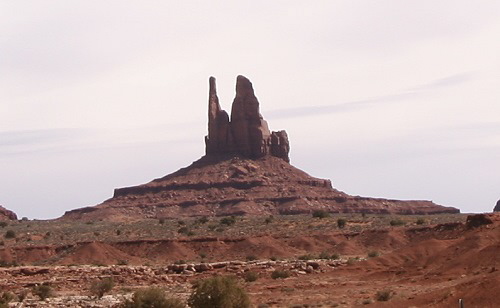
(0, 205, 18, 221)
(494, 199, 500, 212)
(205, 76, 290, 162)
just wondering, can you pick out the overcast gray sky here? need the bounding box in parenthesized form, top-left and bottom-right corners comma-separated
(1, 1, 499, 219)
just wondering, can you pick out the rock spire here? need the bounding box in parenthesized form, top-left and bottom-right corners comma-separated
(205, 76, 290, 162)
(494, 199, 500, 212)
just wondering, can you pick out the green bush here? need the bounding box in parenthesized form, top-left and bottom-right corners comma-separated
(312, 210, 329, 219)
(271, 270, 290, 279)
(375, 290, 392, 301)
(188, 276, 250, 308)
(4, 230, 15, 239)
(416, 218, 426, 225)
(177, 227, 189, 235)
(220, 216, 236, 226)
(0, 222, 7, 228)
(331, 253, 340, 260)
(367, 251, 379, 258)
(0, 292, 14, 306)
(122, 287, 184, 308)
(264, 216, 274, 224)
(245, 255, 257, 261)
(243, 271, 258, 282)
(195, 216, 209, 224)
(298, 254, 313, 261)
(337, 218, 347, 229)
(90, 277, 114, 298)
(33, 284, 53, 300)
(390, 219, 405, 226)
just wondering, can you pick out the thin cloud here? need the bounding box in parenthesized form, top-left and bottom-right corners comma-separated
(266, 72, 478, 120)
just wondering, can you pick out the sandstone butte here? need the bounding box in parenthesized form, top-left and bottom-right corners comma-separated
(61, 75, 459, 221)
(494, 199, 500, 212)
(0, 205, 18, 221)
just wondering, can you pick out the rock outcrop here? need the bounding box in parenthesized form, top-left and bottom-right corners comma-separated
(0, 205, 17, 221)
(205, 76, 290, 162)
(60, 75, 459, 221)
(494, 199, 500, 212)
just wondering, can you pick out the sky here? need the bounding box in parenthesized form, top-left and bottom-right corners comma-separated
(1, 1, 499, 219)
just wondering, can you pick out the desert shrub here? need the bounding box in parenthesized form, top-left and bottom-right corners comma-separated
(312, 210, 329, 219)
(33, 284, 53, 300)
(244, 271, 258, 282)
(207, 224, 217, 231)
(4, 230, 15, 239)
(177, 220, 185, 226)
(367, 251, 379, 258)
(416, 218, 426, 225)
(0, 222, 7, 228)
(298, 254, 313, 261)
(117, 259, 129, 265)
(264, 216, 274, 224)
(158, 218, 165, 225)
(269, 256, 278, 261)
(122, 287, 184, 308)
(271, 270, 290, 279)
(245, 255, 257, 261)
(0, 292, 14, 306)
(195, 216, 209, 224)
(375, 290, 392, 301)
(220, 216, 236, 226)
(90, 277, 114, 298)
(174, 260, 186, 265)
(186, 230, 195, 236)
(177, 227, 189, 235)
(390, 219, 405, 226)
(17, 289, 28, 302)
(116, 229, 122, 236)
(362, 299, 372, 305)
(331, 253, 340, 260)
(188, 276, 250, 308)
(337, 218, 347, 229)
(199, 252, 207, 259)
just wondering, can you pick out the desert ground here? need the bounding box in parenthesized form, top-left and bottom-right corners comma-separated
(0, 212, 498, 307)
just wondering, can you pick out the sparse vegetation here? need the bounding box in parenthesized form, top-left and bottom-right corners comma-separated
(4, 230, 15, 239)
(271, 270, 290, 279)
(244, 271, 259, 282)
(390, 219, 405, 226)
(375, 290, 393, 301)
(220, 216, 236, 226)
(122, 287, 184, 308)
(195, 216, 209, 224)
(188, 276, 250, 308)
(0, 222, 7, 228)
(416, 218, 426, 225)
(337, 218, 347, 229)
(33, 284, 53, 300)
(264, 215, 274, 224)
(367, 251, 379, 258)
(298, 254, 314, 261)
(246, 255, 257, 261)
(312, 210, 329, 219)
(90, 277, 114, 298)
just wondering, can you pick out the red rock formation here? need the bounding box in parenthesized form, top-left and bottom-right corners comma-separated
(205, 76, 290, 162)
(60, 75, 460, 221)
(0, 205, 17, 221)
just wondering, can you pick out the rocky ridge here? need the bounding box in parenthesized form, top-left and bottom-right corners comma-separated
(494, 199, 500, 212)
(0, 205, 17, 221)
(61, 76, 458, 221)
